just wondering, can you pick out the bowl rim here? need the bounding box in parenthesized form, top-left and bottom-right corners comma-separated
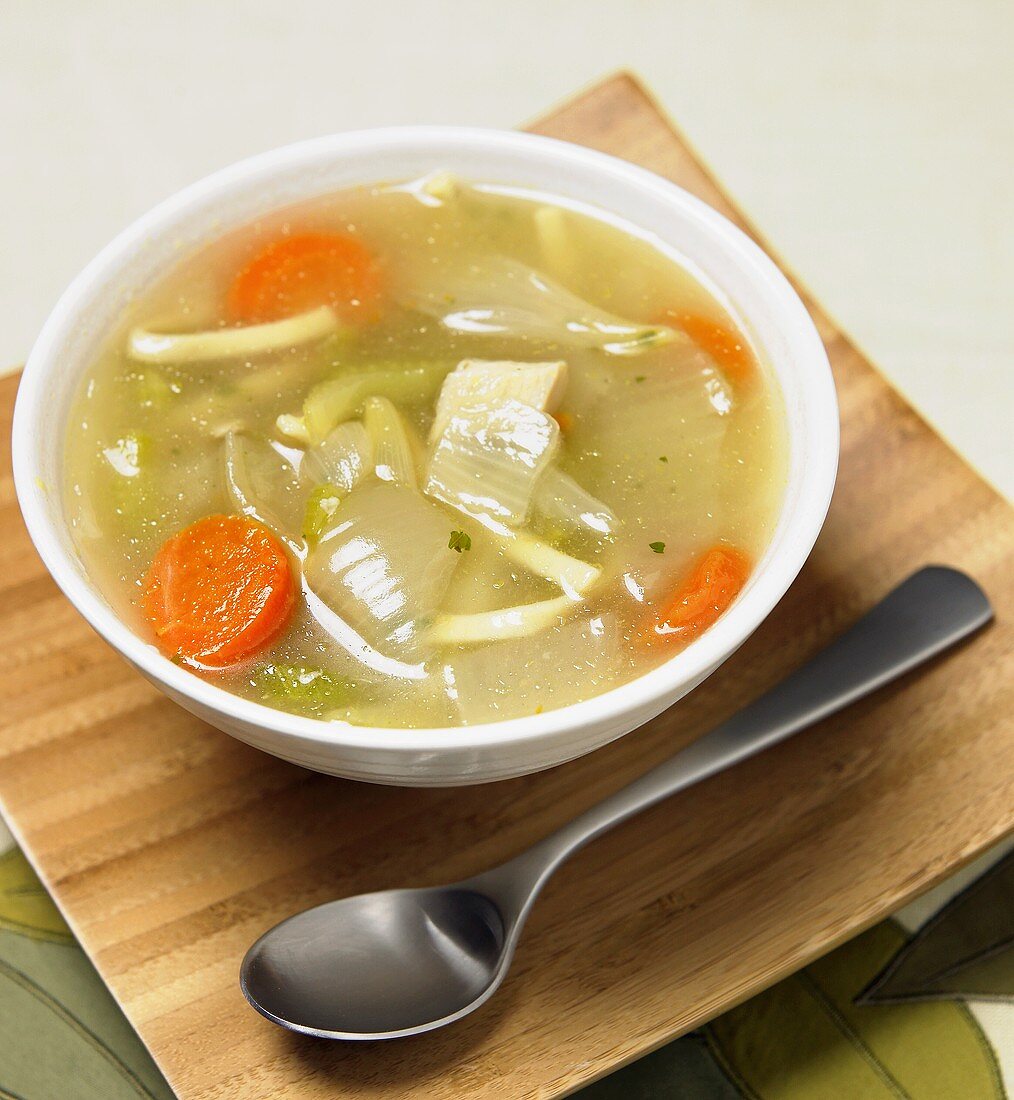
(12, 124, 838, 756)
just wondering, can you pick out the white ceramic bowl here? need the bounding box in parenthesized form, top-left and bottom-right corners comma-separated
(12, 126, 838, 786)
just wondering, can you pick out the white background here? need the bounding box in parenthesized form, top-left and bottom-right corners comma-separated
(2, 0, 1011, 495)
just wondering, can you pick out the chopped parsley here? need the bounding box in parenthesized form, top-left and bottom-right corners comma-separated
(634, 374, 646, 383)
(630, 329, 665, 348)
(659, 455, 668, 463)
(649, 541, 666, 554)
(448, 529, 472, 553)
(302, 484, 343, 544)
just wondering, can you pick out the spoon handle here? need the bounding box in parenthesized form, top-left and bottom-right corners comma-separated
(521, 566, 992, 877)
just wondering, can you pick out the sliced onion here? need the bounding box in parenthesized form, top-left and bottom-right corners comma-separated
(533, 466, 617, 538)
(399, 257, 682, 356)
(304, 480, 461, 655)
(129, 305, 338, 364)
(363, 396, 418, 487)
(426, 399, 560, 526)
(449, 613, 618, 722)
(223, 431, 303, 552)
(577, 344, 733, 513)
(301, 421, 372, 493)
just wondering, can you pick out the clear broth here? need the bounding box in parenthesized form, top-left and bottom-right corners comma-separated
(64, 177, 788, 727)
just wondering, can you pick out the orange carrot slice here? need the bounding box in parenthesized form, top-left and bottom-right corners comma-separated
(640, 544, 751, 650)
(142, 514, 295, 669)
(227, 232, 383, 324)
(661, 310, 755, 386)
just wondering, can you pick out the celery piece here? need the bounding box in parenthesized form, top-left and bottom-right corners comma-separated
(302, 483, 345, 545)
(253, 663, 354, 717)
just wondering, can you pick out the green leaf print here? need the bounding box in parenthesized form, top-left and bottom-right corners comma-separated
(863, 851, 1014, 1004)
(707, 920, 1005, 1099)
(0, 955, 165, 1099)
(0, 848, 72, 943)
(0, 848, 174, 1100)
(578, 1030, 741, 1099)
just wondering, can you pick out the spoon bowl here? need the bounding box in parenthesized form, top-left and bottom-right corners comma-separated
(241, 884, 514, 1038)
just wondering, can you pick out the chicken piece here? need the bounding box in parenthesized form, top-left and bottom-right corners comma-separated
(430, 359, 568, 440)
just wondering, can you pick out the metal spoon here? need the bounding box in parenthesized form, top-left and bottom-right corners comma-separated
(241, 566, 992, 1040)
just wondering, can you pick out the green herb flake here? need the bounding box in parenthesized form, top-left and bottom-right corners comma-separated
(649, 541, 666, 554)
(659, 455, 668, 463)
(302, 484, 344, 544)
(448, 529, 472, 553)
(634, 375, 647, 383)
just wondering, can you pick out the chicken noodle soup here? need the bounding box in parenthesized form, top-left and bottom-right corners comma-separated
(64, 175, 788, 727)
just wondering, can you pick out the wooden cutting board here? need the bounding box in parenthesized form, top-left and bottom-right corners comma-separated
(1, 73, 1012, 1099)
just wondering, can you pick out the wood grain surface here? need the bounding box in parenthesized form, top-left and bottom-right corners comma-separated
(1, 73, 1012, 1099)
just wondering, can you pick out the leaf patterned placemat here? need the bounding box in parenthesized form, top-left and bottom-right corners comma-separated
(0, 846, 173, 1100)
(2, 817, 1011, 1099)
